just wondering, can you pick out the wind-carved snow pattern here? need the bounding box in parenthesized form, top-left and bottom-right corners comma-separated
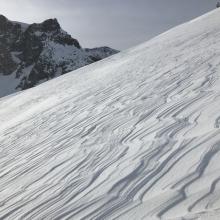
(1, 9, 220, 220)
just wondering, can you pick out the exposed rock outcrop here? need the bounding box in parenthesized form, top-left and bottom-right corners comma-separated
(0, 15, 118, 96)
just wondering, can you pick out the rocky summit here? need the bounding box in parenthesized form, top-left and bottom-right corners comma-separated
(0, 15, 118, 97)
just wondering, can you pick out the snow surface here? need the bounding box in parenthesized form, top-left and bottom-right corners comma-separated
(1, 9, 220, 220)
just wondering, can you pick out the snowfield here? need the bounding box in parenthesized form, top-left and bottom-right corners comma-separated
(1, 9, 220, 220)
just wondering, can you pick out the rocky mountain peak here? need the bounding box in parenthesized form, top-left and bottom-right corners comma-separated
(0, 14, 7, 23)
(0, 15, 119, 97)
(42, 18, 60, 31)
(28, 18, 61, 33)
(0, 14, 21, 34)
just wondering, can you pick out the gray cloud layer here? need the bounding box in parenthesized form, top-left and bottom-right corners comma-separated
(0, 0, 217, 49)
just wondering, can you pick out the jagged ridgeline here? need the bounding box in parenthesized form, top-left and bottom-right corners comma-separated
(0, 15, 118, 96)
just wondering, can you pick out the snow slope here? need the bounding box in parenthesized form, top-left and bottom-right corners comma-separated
(1, 9, 220, 220)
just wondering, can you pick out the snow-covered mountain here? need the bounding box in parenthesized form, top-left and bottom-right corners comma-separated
(0, 15, 118, 97)
(1, 9, 220, 220)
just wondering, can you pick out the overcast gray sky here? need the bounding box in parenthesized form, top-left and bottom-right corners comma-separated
(0, 0, 218, 49)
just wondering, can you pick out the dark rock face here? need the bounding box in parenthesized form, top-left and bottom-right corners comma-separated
(0, 46, 17, 74)
(0, 15, 119, 96)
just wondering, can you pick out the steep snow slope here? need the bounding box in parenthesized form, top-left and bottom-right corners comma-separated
(1, 9, 220, 220)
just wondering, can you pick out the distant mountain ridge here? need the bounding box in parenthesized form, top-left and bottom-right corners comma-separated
(0, 15, 118, 97)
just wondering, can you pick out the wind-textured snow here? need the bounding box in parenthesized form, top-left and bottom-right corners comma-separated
(1, 9, 220, 220)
